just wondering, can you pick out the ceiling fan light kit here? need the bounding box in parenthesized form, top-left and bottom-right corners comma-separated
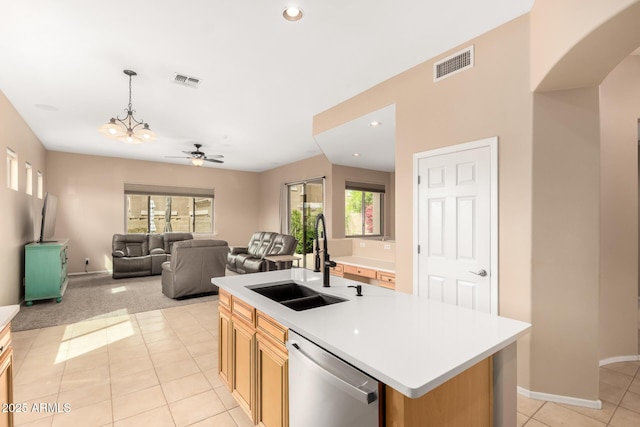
(98, 70, 157, 144)
(165, 143, 224, 167)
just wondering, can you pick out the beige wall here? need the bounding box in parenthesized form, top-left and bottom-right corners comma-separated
(257, 154, 332, 234)
(531, 87, 601, 399)
(46, 151, 261, 274)
(598, 56, 640, 361)
(315, 15, 535, 387)
(0, 91, 48, 305)
(531, 0, 640, 91)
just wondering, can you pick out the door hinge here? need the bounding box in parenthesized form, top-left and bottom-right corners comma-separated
(418, 175, 421, 185)
(417, 245, 421, 254)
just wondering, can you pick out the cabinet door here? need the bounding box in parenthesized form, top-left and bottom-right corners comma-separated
(0, 348, 13, 427)
(232, 317, 256, 422)
(218, 307, 232, 390)
(256, 334, 288, 427)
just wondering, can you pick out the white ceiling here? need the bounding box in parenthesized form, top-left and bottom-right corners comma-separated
(0, 0, 534, 172)
(315, 105, 396, 172)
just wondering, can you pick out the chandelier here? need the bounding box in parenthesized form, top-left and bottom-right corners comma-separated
(98, 70, 157, 144)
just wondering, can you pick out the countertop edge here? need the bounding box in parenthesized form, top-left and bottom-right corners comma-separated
(213, 271, 530, 399)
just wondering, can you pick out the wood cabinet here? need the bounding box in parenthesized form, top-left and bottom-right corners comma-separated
(0, 324, 14, 427)
(256, 312, 288, 427)
(386, 357, 493, 427)
(333, 261, 396, 290)
(231, 296, 257, 421)
(218, 290, 232, 390)
(377, 271, 396, 289)
(329, 263, 344, 277)
(344, 264, 377, 279)
(24, 240, 69, 306)
(218, 292, 289, 427)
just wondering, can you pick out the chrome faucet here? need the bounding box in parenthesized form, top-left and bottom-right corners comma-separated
(314, 214, 336, 287)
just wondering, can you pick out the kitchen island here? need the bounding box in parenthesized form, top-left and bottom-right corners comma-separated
(213, 268, 530, 426)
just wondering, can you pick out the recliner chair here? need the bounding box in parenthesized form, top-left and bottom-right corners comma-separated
(227, 232, 297, 274)
(161, 239, 229, 298)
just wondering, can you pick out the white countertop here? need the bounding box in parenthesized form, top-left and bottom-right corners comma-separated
(333, 256, 395, 273)
(213, 269, 530, 398)
(0, 305, 20, 329)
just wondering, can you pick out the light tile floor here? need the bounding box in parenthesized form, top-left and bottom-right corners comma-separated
(10, 300, 640, 427)
(11, 300, 254, 427)
(517, 361, 640, 427)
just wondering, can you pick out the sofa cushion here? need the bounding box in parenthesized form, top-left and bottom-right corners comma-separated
(248, 232, 277, 258)
(126, 245, 143, 257)
(148, 234, 165, 253)
(268, 234, 297, 256)
(163, 232, 194, 253)
(113, 234, 149, 256)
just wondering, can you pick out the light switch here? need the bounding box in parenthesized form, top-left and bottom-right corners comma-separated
(359, 242, 366, 248)
(384, 244, 391, 250)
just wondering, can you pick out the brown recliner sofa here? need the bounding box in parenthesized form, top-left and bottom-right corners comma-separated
(226, 232, 297, 274)
(161, 239, 229, 298)
(111, 232, 193, 279)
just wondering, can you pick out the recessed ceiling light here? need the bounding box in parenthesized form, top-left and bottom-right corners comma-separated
(369, 121, 382, 127)
(353, 153, 360, 157)
(283, 6, 303, 21)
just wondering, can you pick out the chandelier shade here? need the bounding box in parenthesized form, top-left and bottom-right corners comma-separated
(98, 70, 156, 144)
(190, 157, 205, 167)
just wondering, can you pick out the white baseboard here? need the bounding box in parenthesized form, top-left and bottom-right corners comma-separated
(600, 355, 640, 366)
(517, 387, 602, 409)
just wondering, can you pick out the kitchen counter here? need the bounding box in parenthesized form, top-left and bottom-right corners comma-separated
(332, 255, 395, 273)
(0, 305, 19, 328)
(212, 269, 530, 399)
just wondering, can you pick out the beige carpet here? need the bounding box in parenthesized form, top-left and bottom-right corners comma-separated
(12, 272, 219, 331)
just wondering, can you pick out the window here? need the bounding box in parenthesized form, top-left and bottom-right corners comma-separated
(6, 148, 18, 191)
(345, 182, 384, 237)
(25, 162, 33, 195)
(124, 184, 214, 234)
(37, 171, 43, 199)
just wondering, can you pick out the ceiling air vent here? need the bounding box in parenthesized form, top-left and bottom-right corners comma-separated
(433, 45, 474, 82)
(172, 73, 201, 88)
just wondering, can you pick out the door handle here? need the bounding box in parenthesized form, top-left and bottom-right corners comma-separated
(469, 269, 488, 277)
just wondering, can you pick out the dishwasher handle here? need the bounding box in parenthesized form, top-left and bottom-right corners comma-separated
(287, 340, 378, 405)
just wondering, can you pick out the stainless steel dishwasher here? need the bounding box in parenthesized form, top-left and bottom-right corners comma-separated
(286, 330, 380, 427)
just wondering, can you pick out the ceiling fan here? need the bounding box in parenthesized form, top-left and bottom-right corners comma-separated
(166, 143, 224, 166)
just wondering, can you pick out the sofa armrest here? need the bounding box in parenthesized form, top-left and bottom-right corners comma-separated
(150, 248, 166, 255)
(229, 246, 249, 255)
(112, 250, 125, 258)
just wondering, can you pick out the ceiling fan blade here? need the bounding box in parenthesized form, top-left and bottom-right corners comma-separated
(204, 154, 224, 159)
(203, 158, 224, 164)
(165, 156, 191, 159)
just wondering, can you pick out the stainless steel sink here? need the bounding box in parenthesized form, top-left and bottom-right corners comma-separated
(249, 282, 347, 311)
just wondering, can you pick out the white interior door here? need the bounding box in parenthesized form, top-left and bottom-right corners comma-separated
(414, 138, 497, 314)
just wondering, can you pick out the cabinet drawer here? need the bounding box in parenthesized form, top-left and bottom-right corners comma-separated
(0, 324, 10, 359)
(232, 297, 256, 326)
(344, 265, 377, 279)
(219, 289, 231, 310)
(330, 263, 344, 276)
(256, 311, 288, 349)
(378, 271, 396, 284)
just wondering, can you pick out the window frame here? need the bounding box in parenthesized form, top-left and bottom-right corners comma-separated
(6, 148, 18, 191)
(25, 162, 33, 196)
(344, 188, 385, 238)
(123, 187, 215, 235)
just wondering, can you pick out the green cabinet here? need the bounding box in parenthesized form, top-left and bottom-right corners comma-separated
(24, 240, 69, 306)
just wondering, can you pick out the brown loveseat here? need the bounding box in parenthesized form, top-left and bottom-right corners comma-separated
(161, 239, 228, 298)
(226, 232, 297, 274)
(111, 232, 193, 279)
